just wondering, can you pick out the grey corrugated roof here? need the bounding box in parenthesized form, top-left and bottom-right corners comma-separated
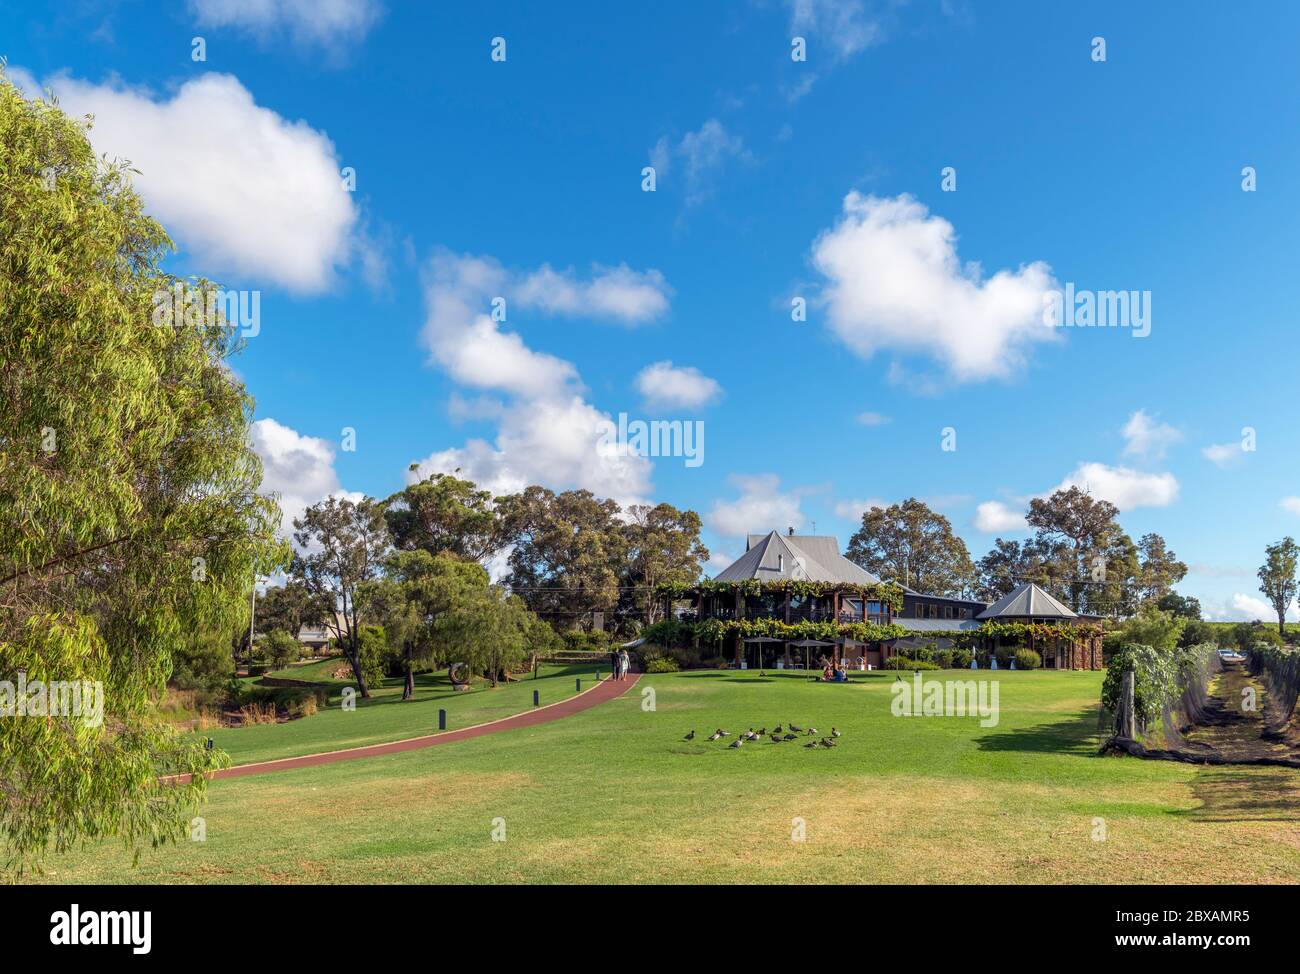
(976, 582, 1077, 620)
(896, 618, 982, 633)
(713, 531, 882, 584)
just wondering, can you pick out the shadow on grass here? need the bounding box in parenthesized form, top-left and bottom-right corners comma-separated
(1175, 767, 1300, 823)
(974, 707, 1104, 757)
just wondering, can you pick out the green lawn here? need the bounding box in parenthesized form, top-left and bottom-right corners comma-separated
(203, 659, 598, 765)
(35, 668, 1300, 884)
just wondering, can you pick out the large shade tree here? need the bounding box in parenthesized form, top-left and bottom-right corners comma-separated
(845, 498, 974, 596)
(498, 486, 627, 629)
(0, 75, 285, 873)
(384, 468, 507, 563)
(621, 502, 708, 625)
(1025, 487, 1124, 613)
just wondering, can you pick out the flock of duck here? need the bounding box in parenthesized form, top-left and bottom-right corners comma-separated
(682, 724, 842, 749)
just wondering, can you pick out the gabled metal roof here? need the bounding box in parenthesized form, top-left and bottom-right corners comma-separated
(976, 582, 1077, 620)
(712, 531, 882, 585)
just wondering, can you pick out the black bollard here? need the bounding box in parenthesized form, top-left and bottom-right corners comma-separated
(438, 708, 446, 731)
(533, 689, 539, 707)
(576, 677, 581, 693)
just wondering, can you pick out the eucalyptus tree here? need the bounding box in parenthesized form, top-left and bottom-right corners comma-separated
(1258, 537, 1299, 640)
(0, 73, 284, 873)
(290, 496, 390, 697)
(845, 498, 974, 596)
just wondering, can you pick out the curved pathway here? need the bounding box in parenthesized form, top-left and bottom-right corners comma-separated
(176, 673, 642, 783)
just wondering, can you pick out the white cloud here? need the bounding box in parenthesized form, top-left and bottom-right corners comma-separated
(810, 192, 1058, 382)
(706, 550, 738, 574)
(651, 119, 749, 205)
(635, 361, 722, 409)
(1052, 462, 1179, 511)
(1220, 593, 1298, 623)
(973, 500, 1027, 533)
(833, 497, 888, 521)
(786, 0, 886, 61)
(855, 411, 890, 427)
(28, 71, 358, 293)
(710, 474, 805, 538)
(412, 251, 663, 504)
(515, 264, 671, 324)
(189, 0, 381, 48)
(251, 418, 361, 536)
(1281, 497, 1300, 516)
(409, 395, 652, 503)
(1121, 409, 1181, 460)
(1203, 442, 1243, 467)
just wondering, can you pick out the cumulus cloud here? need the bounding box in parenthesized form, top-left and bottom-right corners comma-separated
(635, 361, 722, 409)
(1281, 497, 1300, 516)
(1121, 409, 1181, 460)
(411, 251, 668, 504)
(190, 0, 382, 48)
(974, 460, 1178, 535)
(973, 500, 1027, 533)
(651, 119, 749, 205)
(855, 411, 890, 427)
(710, 474, 806, 538)
(251, 418, 361, 536)
(810, 192, 1058, 382)
(24, 71, 359, 293)
(1052, 462, 1179, 511)
(408, 395, 652, 503)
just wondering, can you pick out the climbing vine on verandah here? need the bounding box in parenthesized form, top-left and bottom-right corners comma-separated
(655, 578, 904, 611)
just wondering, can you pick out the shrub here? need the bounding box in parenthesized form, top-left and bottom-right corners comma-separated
(561, 629, 613, 653)
(883, 656, 940, 671)
(643, 656, 680, 673)
(262, 629, 301, 670)
(949, 647, 973, 669)
(1015, 649, 1042, 670)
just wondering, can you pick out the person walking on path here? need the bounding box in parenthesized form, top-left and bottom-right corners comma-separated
(608, 649, 618, 681)
(619, 648, 630, 681)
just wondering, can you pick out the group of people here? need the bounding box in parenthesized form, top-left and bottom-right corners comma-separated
(608, 647, 632, 681)
(819, 656, 850, 683)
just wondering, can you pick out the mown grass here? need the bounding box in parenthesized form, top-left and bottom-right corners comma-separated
(35, 669, 1300, 884)
(200, 659, 596, 765)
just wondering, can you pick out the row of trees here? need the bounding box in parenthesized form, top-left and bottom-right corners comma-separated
(278, 471, 710, 697)
(845, 489, 1188, 615)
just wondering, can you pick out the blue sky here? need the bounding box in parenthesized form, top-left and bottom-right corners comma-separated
(6, 0, 1300, 619)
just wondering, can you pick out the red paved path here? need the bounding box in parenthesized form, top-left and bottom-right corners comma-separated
(182, 673, 642, 783)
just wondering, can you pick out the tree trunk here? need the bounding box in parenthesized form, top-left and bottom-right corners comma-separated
(1281, 612, 1287, 641)
(344, 638, 371, 698)
(402, 643, 415, 701)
